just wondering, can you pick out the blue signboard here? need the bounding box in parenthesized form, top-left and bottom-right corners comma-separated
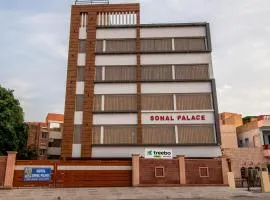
(24, 168, 51, 181)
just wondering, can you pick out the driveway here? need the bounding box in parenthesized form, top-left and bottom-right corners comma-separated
(0, 187, 270, 200)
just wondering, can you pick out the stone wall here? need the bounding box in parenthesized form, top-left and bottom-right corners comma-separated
(222, 148, 270, 178)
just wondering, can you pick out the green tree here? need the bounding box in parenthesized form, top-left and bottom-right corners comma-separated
(0, 85, 37, 159)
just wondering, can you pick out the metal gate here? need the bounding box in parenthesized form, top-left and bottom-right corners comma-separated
(235, 167, 262, 189)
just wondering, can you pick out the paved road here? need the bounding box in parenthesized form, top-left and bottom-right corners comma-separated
(0, 187, 269, 200)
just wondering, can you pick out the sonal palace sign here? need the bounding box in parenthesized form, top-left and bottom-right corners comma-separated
(142, 112, 214, 124)
(150, 114, 206, 121)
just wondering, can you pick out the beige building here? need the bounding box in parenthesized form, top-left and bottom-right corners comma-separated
(220, 112, 270, 178)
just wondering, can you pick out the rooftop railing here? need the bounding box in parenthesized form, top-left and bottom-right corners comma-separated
(75, 0, 109, 5)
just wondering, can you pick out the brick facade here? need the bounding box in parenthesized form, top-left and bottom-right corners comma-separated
(139, 158, 180, 184)
(62, 3, 140, 158)
(185, 159, 223, 184)
(137, 157, 223, 185)
(0, 156, 7, 186)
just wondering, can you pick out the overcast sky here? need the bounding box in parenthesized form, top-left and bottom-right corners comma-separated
(1, 0, 270, 121)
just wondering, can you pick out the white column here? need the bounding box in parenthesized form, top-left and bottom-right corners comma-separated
(173, 94, 177, 110)
(102, 66, 105, 81)
(172, 38, 175, 51)
(100, 126, 104, 144)
(103, 40, 106, 52)
(172, 65, 175, 80)
(175, 125, 179, 143)
(101, 95, 105, 111)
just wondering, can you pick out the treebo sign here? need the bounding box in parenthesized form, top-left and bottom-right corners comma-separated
(145, 148, 172, 159)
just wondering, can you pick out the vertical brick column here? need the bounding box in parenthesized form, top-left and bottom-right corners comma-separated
(62, 7, 80, 158)
(81, 12, 97, 157)
(136, 11, 142, 144)
(177, 155, 186, 184)
(4, 151, 17, 188)
(132, 154, 140, 186)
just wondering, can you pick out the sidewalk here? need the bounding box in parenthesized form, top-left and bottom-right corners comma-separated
(0, 187, 269, 200)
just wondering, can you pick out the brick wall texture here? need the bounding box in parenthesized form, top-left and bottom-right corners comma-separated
(139, 158, 223, 185)
(185, 159, 223, 184)
(0, 156, 7, 186)
(139, 158, 179, 184)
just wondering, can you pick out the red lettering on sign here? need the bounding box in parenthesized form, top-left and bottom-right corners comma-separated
(201, 115, 205, 120)
(150, 114, 207, 121)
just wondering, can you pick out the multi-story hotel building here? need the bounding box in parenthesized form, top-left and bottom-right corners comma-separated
(62, 0, 221, 160)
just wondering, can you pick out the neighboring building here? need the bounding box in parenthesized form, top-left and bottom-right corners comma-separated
(220, 113, 270, 178)
(46, 113, 64, 159)
(220, 112, 242, 127)
(220, 124, 238, 148)
(27, 113, 64, 160)
(219, 112, 242, 148)
(237, 115, 270, 152)
(62, 1, 221, 162)
(27, 122, 48, 160)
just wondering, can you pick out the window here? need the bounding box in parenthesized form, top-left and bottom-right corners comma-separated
(41, 132, 47, 139)
(141, 94, 174, 110)
(104, 95, 137, 112)
(142, 125, 175, 144)
(96, 40, 103, 52)
(75, 95, 84, 111)
(239, 140, 243, 147)
(141, 39, 172, 52)
(174, 64, 209, 80)
(178, 125, 214, 144)
(199, 167, 209, 177)
(48, 139, 61, 147)
(105, 39, 136, 53)
(103, 126, 137, 144)
(73, 125, 81, 144)
(93, 95, 102, 112)
(141, 65, 172, 81)
(244, 138, 249, 146)
(77, 66, 85, 81)
(174, 38, 206, 51)
(155, 167, 165, 177)
(92, 126, 101, 144)
(78, 40, 86, 53)
(39, 149, 46, 155)
(105, 66, 136, 81)
(95, 67, 102, 81)
(176, 93, 212, 110)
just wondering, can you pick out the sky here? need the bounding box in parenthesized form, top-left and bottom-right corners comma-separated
(0, 0, 270, 121)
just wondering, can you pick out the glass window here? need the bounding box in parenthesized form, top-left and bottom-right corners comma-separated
(78, 40, 86, 53)
(75, 95, 84, 111)
(77, 66, 85, 81)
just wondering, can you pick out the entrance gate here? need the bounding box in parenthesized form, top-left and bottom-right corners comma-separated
(235, 167, 262, 189)
(13, 159, 132, 187)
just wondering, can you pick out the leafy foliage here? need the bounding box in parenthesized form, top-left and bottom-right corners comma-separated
(0, 85, 37, 159)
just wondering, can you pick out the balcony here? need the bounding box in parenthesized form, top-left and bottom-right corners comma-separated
(263, 145, 270, 157)
(47, 147, 61, 156)
(49, 131, 62, 139)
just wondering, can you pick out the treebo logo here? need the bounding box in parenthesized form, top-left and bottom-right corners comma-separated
(145, 149, 172, 159)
